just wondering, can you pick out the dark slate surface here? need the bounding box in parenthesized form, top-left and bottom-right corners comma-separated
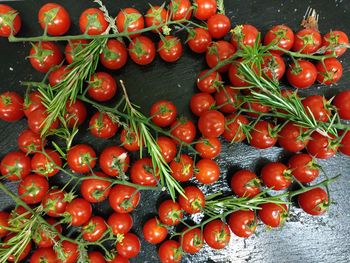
(0, 0, 350, 262)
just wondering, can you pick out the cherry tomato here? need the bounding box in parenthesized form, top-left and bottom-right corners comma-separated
(1, 151, 31, 181)
(128, 36, 156, 65)
(169, 0, 192, 21)
(29, 41, 63, 73)
(100, 39, 128, 70)
(178, 185, 205, 214)
(88, 72, 117, 102)
(187, 28, 212, 53)
(145, 5, 168, 32)
(223, 114, 249, 142)
(116, 233, 141, 259)
(261, 162, 292, 190)
(0, 211, 10, 238)
(170, 154, 194, 182)
(18, 174, 49, 204)
(244, 101, 271, 118)
(42, 189, 68, 217)
(228, 58, 258, 87)
(203, 220, 231, 249)
(31, 149, 61, 177)
(258, 203, 287, 228)
(157, 136, 177, 163)
(108, 212, 133, 235)
(316, 58, 343, 85)
(249, 121, 277, 149)
(333, 90, 350, 120)
(79, 8, 108, 35)
(158, 240, 182, 263)
(195, 137, 221, 159)
(120, 128, 142, 152)
(89, 112, 119, 139)
(58, 240, 79, 263)
(33, 218, 62, 248)
(38, 3, 70, 36)
(207, 14, 231, 39)
(278, 122, 309, 152)
(197, 69, 222, 93)
(198, 110, 225, 137)
(158, 200, 183, 226)
(158, 36, 183, 62)
(340, 130, 350, 156)
(99, 146, 130, 177)
(193, 0, 217, 20)
(298, 188, 328, 216)
(67, 144, 96, 174)
(302, 95, 330, 122)
(82, 216, 107, 242)
(150, 100, 177, 127)
(293, 28, 322, 54)
(264, 25, 294, 54)
(116, 8, 144, 37)
(322, 30, 349, 57)
(109, 185, 140, 213)
(27, 109, 59, 134)
(108, 255, 129, 263)
(230, 169, 260, 198)
(30, 247, 57, 263)
(65, 99, 87, 128)
(88, 251, 106, 263)
(23, 91, 44, 118)
(18, 129, 44, 154)
(0, 4, 21, 37)
(262, 53, 285, 80)
(4, 234, 31, 262)
(48, 65, 70, 87)
(286, 60, 317, 89)
(143, 217, 168, 244)
(180, 227, 203, 254)
(206, 41, 236, 72)
(214, 85, 239, 113)
(231, 24, 260, 49)
(288, 153, 319, 183)
(195, 158, 220, 184)
(65, 39, 89, 64)
(80, 172, 111, 203)
(0, 91, 24, 122)
(130, 157, 158, 186)
(170, 118, 196, 144)
(65, 198, 92, 226)
(306, 132, 338, 159)
(228, 210, 257, 238)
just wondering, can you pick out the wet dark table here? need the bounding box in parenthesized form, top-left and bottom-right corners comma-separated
(0, 0, 350, 262)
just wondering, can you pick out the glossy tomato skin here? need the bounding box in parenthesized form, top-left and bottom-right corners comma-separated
(187, 28, 212, 53)
(27, 109, 59, 134)
(0, 211, 10, 238)
(109, 185, 140, 213)
(288, 153, 319, 183)
(178, 186, 205, 214)
(203, 220, 231, 249)
(249, 121, 277, 149)
(80, 172, 111, 203)
(262, 53, 286, 80)
(302, 95, 330, 122)
(120, 128, 142, 152)
(316, 58, 343, 85)
(195, 158, 220, 184)
(170, 118, 196, 144)
(333, 90, 350, 120)
(180, 227, 204, 254)
(38, 3, 71, 36)
(79, 8, 108, 35)
(306, 132, 338, 159)
(33, 218, 61, 248)
(88, 72, 117, 102)
(143, 217, 168, 244)
(29, 41, 63, 73)
(48, 65, 70, 87)
(293, 28, 322, 54)
(156, 136, 177, 163)
(23, 91, 44, 118)
(82, 216, 107, 242)
(67, 144, 96, 173)
(1, 151, 31, 181)
(30, 247, 57, 263)
(0, 4, 21, 37)
(18, 174, 49, 204)
(193, 0, 217, 20)
(116, 8, 144, 37)
(258, 203, 288, 228)
(116, 233, 141, 259)
(145, 5, 168, 32)
(231, 24, 260, 49)
(228, 210, 257, 238)
(340, 130, 350, 156)
(18, 129, 44, 154)
(150, 100, 177, 127)
(195, 137, 221, 159)
(88, 251, 106, 263)
(158, 200, 183, 226)
(278, 122, 309, 152)
(158, 240, 182, 263)
(170, 154, 194, 182)
(169, 0, 192, 20)
(207, 14, 231, 39)
(108, 255, 129, 263)
(128, 36, 156, 65)
(214, 85, 240, 113)
(65, 99, 87, 128)
(261, 162, 292, 190)
(89, 112, 119, 139)
(158, 36, 183, 63)
(206, 41, 236, 72)
(130, 157, 158, 186)
(108, 212, 133, 235)
(100, 39, 128, 70)
(65, 198, 92, 226)
(5, 234, 31, 262)
(42, 189, 68, 217)
(264, 25, 294, 53)
(230, 170, 260, 198)
(198, 110, 225, 138)
(197, 69, 222, 93)
(298, 188, 328, 215)
(322, 30, 349, 57)
(58, 240, 79, 263)
(223, 114, 249, 142)
(99, 146, 129, 177)
(64, 39, 89, 64)
(0, 91, 24, 122)
(244, 100, 271, 118)
(286, 60, 317, 89)
(31, 149, 61, 177)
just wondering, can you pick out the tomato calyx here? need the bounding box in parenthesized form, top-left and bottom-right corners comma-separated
(110, 153, 128, 174)
(245, 178, 261, 189)
(22, 182, 41, 198)
(42, 7, 60, 25)
(102, 46, 120, 60)
(0, 10, 18, 33)
(166, 208, 182, 224)
(129, 38, 148, 58)
(231, 25, 245, 48)
(158, 37, 179, 52)
(214, 228, 230, 245)
(34, 162, 56, 177)
(190, 197, 204, 212)
(145, 4, 167, 24)
(298, 34, 316, 49)
(272, 28, 289, 43)
(306, 158, 321, 171)
(123, 11, 142, 29)
(83, 220, 98, 234)
(282, 169, 293, 182)
(312, 200, 329, 214)
(318, 67, 341, 85)
(2, 162, 22, 180)
(27, 43, 54, 63)
(192, 232, 203, 248)
(1, 95, 12, 106)
(86, 13, 103, 32)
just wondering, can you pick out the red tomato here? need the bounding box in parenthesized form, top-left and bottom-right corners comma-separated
(82, 216, 107, 242)
(340, 130, 350, 156)
(120, 128, 142, 152)
(198, 110, 225, 137)
(322, 30, 349, 57)
(180, 227, 204, 254)
(67, 144, 96, 173)
(18, 129, 45, 154)
(79, 8, 108, 35)
(0, 4, 21, 37)
(23, 91, 44, 118)
(203, 220, 231, 249)
(150, 100, 177, 127)
(80, 172, 111, 203)
(306, 132, 338, 159)
(145, 5, 168, 32)
(157, 136, 177, 163)
(194, 0, 217, 20)
(130, 157, 158, 186)
(207, 14, 231, 39)
(158, 200, 183, 226)
(169, 0, 192, 20)
(158, 36, 183, 62)
(195, 137, 221, 159)
(195, 159, 220, 184)
(116, 8, 144, 37)
(230, 170, 260, 198)
(38, 3, 70, 36)
(89, 112, 119, 139)
(187, 28, 212, 53)
(214, 85, 240, 113)
(244, 101, 271, 118)
(316, 58, 343, 85)
(128, 36, 156, 65)
(33, 218, 61, 248)
(116, 233, 141, 259)
(258, 203, 288, 228)
(99, 146, 129, 177)
(143, 217, 168, 244)
(65, 99, 87, 128)
(278, 122, 309, 152)
(333, 90, 350, 120)
(57, 240, 79, 263)
(30, 247, 57, 263)
(31, 149, 61, 177)
(170, 118, 196, 144)
(88, 251, 106, 263)
(223, 114, 249, 142)
(249, 121, 277, 149)
(108, 255, 129, 263)
(1, 151, 31, 181)
(264, 25, 295, 53)
(0, 91, 24, 122)
(170, 154, 194, 182)
(158, 240, 182, 263)
(64, 39, 89, 64)
(261, 162, 292, 190)
(65, 198, 92, 226)
(206, 41, 236, 72)
(197, 69, 222, 93)
(190, 92, 215, 116)
(302, 95, 330, 122)
(286, 60, 317, 89)
(48, 65, 70, 87)
(29, 41, 63, 73)
(231, 24, 260, 49)
(28, 109, 60, 134)
(109, 185, 140, 213)
(42, 189, 68, 217)
(108, 212, 133, 235)
(262, 53, 285, 80)
(228, 210, 257, 238)
(18, 174, 49, 204)
(228, 58, 254, 87)
(293, 28, 322, 54)
(0, 211, 10, 238)
(298, 188, 328, 215)
(178, 186, 205, 214)
(88, 72, 117, 102)
(100, 39, 128, 70)
(288, 153, 319, 183)
(4, 234, 31, 262)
